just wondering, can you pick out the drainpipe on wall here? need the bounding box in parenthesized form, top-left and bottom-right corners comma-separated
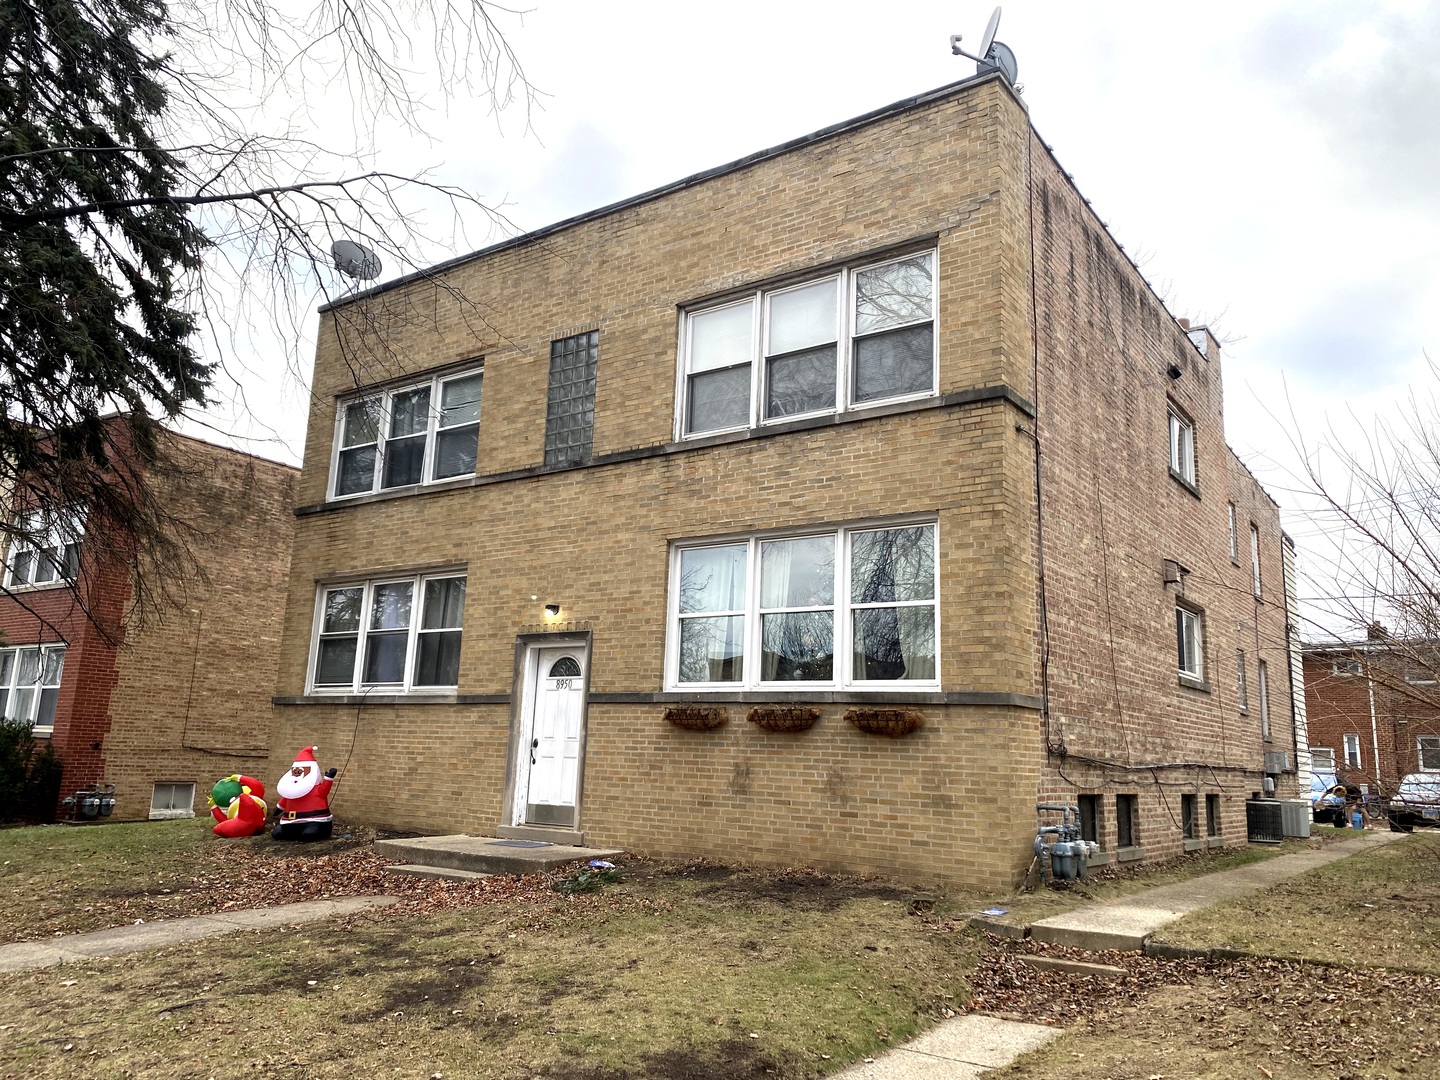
(1367, 672, 1382, 789)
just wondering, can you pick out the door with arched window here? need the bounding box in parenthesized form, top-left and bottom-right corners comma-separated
(516, 643, 588, 827)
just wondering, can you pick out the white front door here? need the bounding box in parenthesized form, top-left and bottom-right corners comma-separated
(518, 644, 587, 827)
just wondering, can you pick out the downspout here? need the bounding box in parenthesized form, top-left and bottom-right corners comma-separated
(1367, 672, 1381, 789)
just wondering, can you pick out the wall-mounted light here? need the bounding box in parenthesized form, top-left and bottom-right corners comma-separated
(1167, 363, 1183, 380)
(544, 603, 562, 619)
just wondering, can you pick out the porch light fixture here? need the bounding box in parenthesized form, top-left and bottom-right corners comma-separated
(544, 603, 562, 619)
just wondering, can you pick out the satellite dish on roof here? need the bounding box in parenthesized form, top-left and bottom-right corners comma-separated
(950, 6, 1022, 92)
(331, 239, 382, 281)
(978, 6, 1002, 59)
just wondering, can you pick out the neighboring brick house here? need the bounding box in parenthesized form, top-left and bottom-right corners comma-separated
(2, 428, 297, 820)
(1303, 638, 1440, 791)
(271, 71, 1296, 887)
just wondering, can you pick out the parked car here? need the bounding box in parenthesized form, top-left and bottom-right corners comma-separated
(1387, 773, 1440, 832)
(1310, 769, 1348, 825)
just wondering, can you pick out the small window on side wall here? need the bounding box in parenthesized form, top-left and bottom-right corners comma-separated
(1176, 603, 1204, 682)
(1419, 736, 1440, 771)
(545, 331, 599, 467)
(150, 782, 196, 819)
(1181, 794, 1198, 839)
(1168, 406, 1195, 487)
(1116, 794, 1138, 848)
(1343, 733, 1362, 770)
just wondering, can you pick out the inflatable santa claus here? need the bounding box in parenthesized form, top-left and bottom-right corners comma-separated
(273, 745, 337, 841)
(208, 774, 267, 838)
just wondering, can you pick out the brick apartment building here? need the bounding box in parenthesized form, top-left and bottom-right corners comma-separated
(271, 71, 1298, 887)
(1303, 638, 1440, 791)
(2, 429, 297, 820)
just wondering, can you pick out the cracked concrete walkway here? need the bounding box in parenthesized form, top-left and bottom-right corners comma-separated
(0, 896, 398, 973)
(832, 1015, 1063, 1079)
(1029, 829, 1400, 952)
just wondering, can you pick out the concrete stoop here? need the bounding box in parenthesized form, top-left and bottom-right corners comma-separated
(375, 834, 624, 878)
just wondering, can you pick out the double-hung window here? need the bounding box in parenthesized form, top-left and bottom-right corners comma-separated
(1419, 736, 1440, 771)
(1176, 603, 1203, 681)
(1168, 406, 1195, 487)
(1343, 733, 1362, 770)
(0, 644, 66, 733)
(1257, 659, 1270, 739)
(1236, 650, 1248, 712)
(331, 368, 483, 498)
(680, 250, 936, 436)
(1250, 524, 1262, 598)
(670, 521, 938, 688)
(311, 573, 466, 692)
(5, 509, 83, 588)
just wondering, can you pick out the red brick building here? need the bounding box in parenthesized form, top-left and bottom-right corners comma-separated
(2, 429, 296, 820)
(1303, 639, 1440, 792)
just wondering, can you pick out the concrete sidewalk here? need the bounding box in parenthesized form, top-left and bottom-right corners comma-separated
(0, 896, 398, 973)
(1026, 829, 1400, 952)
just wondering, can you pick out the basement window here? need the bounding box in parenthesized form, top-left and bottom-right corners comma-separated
(150, 782, 196, 820)
(1078, 794, 1101, 846)
(1116, 794, 1138, 848)
(1206, 794, 1221, 837)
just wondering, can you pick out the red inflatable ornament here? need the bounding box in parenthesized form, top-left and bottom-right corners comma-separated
(208, 774, 267, 838)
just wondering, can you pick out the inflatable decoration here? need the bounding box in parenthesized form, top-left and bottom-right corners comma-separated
(273, 745, 337, 841)
(208, 774, 268, 838)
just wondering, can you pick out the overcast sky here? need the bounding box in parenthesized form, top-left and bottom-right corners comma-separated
(192, 0, 1439, 624)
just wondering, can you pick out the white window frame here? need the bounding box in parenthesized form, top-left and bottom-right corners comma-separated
(1257, 659, 1270, 739)
(0, 643, 66, 734)
(1237, 649, 1248, 713)
(665, 519, 940, 691)
(307, 572, 467, 694)
(1168, 406, 1196, 486)
(1227, 502, 1238, 560)
(1310, 746, 1336, 770)
(676, 249, 938, 439)
(329, 367, 483, 500)
(1419, 736, 1440, 772)
(4, 508, 85, 590)
(1333, 658, 1363, 676)
(1176, 603, 1204, 681)
(149, 782, 196, 820)
(1250, 523, 1262, 598)
(1343, 733, 1362, 770)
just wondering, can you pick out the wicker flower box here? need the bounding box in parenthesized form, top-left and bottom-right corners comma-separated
(844, 707, 923, 738)
(746, 706, 821, 733)
(664, 706, 729, 731)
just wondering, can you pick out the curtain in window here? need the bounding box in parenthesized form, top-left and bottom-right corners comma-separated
(760, 537, 834, 681)
(677, 545, 746, 682)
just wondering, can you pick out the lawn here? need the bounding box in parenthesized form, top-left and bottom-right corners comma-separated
(0, 821, 977, 1079)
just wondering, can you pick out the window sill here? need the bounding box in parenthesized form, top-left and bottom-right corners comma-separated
(1206, 836, 1225, 849)
(1086, 850, 1112, 867)
(1169, 469, 1201, 498)
(1182, 837, 1205, 852)
(149, 809, 196, 820)
(1178, 674, 1211, 692)
(2, 579, 74, 594)
(29, 728, 52, 739)
(277, 691, 465, 706)
(1116, 846, 1145, 863)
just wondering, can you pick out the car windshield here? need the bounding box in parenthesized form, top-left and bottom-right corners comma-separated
(1311, 771, 1339, 793)
(1395, 773, 1440, 801)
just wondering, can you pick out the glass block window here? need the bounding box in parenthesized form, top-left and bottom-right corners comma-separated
(680, 249, 936, 436)
(331, 367, 482, 499)
(311, 573, 466, 692)
(669, 521, 937, 689)
(0, 644, 66, 732)
(544, 331, 599, 467)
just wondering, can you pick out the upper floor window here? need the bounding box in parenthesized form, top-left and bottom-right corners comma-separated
(1227, 502, 1238, 559)
(669, 521, 938, 689)
(1250, 523, 1262, 598)
(0, 644, 66, 733)
(680, 251, 936, 437)
(1236, 649, 1248, 713)
(331, 368, 482, 499)
(1257, 659, 1270, 739)
(1333, 658, 1362, 677)
(1311, 746, 1336, 770)
(4, 509, 84, 589)
(310, 573, 466, 692)
(1343, 733, 1362, 770)
(1176, 602, 1203, 681)
(1419, 736, 1440, 771)
(1168, 406, 1195, 487)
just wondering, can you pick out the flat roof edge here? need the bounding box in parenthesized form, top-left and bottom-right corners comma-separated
(318, 71, 1011, 314)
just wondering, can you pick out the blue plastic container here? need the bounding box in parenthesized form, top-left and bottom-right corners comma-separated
(1350, 809, 1365, 830)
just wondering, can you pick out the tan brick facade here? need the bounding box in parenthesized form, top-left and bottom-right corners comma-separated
(273, 73, 1293, 886)
(3, 430, 297, 821)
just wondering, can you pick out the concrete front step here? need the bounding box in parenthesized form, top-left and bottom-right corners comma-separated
(384, 864, 492, 882)
(374, 834, 624, 877)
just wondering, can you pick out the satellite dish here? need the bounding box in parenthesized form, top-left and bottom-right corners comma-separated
(978, 7, 1002, 59)
(331, 239, 382, 281)
(983, 41, 1019, 85)
(949, 6, 1021, 91)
